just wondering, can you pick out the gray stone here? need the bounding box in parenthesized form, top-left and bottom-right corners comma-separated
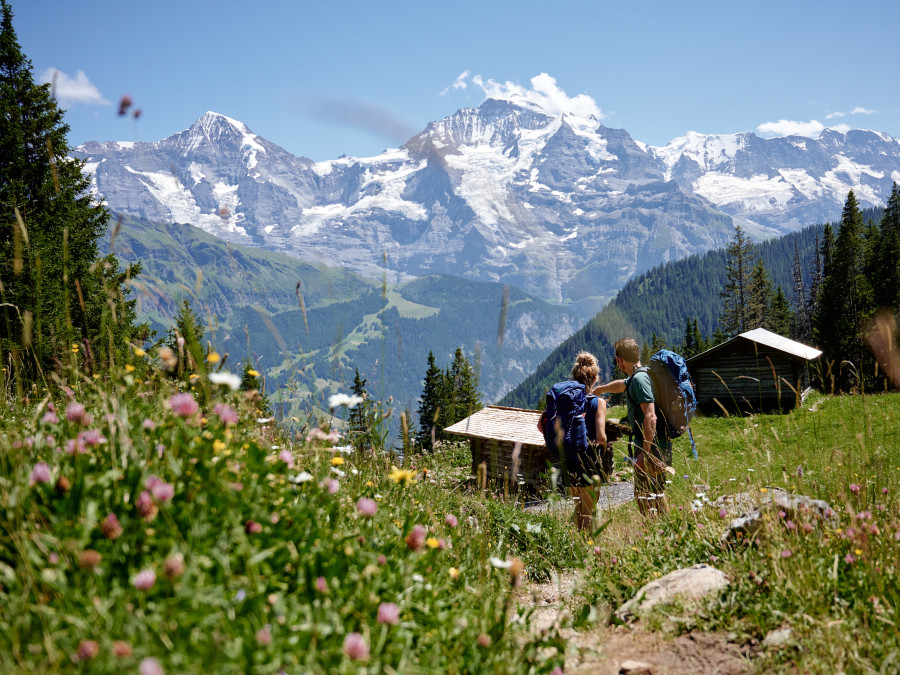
(719, 489, 835, 544)
(762, 627, 793, 648)
(615, 564, 730, 622)
(619, 659, 654, 674)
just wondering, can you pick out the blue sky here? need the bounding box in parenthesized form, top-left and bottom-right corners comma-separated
(13, 0, 900, 161)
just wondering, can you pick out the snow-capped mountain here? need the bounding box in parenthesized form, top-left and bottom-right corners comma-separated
(74, 103, 900, 315)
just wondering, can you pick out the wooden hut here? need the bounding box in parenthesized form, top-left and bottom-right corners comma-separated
(444, 405, 627, 494)
(687, 328, 822, 415)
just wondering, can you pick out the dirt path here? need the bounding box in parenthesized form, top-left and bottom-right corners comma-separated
(520, 569, 753, 674)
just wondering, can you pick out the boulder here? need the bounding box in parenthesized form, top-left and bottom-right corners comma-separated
(615, 564, 729, 622)
(619, 659, 654, 674)
(718, 489, 835, 544)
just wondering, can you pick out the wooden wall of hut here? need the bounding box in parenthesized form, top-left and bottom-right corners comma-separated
(469, 438, 551, 496)
(690, 342, 811, 415)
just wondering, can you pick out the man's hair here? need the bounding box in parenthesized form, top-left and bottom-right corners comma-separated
(571, 351, 599, 386)
(614, 338, 640, 364)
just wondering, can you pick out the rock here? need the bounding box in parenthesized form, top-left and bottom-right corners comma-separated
(719, 489, 835, 544)
(614, 564, 730, 622)
(619, 659, 654, 674)
(762, 626, 793, 647)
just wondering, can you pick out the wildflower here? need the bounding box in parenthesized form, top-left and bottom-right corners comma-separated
(30, 462, 51, 486)
(79, 550, 102, 569)
(245, 520, 263, 534)
(445, 513, 458, 527)
(113, 641, 132, 658)
(102, 513, 123, 539)
(247, 369, 260, 377)
(322, 478, 340, 494)
(209, 371, 241, 391)
(213, 402, 239, 425)
(802, 522, 813, 533)
(77, 640, 99, 661)
(315, 576, 328, 593)
(65, 402, 88, 425)
(785, 520, 796, 531)
(169, 393, 199, 418)
(377, 554, 387, 566)
(136, 491, 158, 521)
(718, 508, 728, 519)
(328, 393, 364, 409)
(150, 480, 174, 502)
(139, 657, 165, 675)
(425, 537, 440, 549)
(781, 549, 792, 558)
(257, 417, 272, 424)
(490, 557, 513, 569)
(377, 602, 400, 625)
(406, 524, 426, 551)
(158, 346, 177, 371)
(883, 487, 889, 495)
(797, 465, 804, 477)
(850, 483, 861, 495)
(133, 569, 156, 590)
(291, 471, 313, 483)
(778, 510, 787, 519)
(275, 449, 294, 468)
(870, 524, 881, 536)
(844, 552, 857, 564)
(142, 418, 156, 431)
(41, 410, 58, 425)
(134, 347, 147, 357)
(824, 508, 834, 518)
(357, 498, 377, 518)
(255, 625, 272, 646)
(448, 567, 459, 579)
(207, 351, 221, 364)
(307, 427, 340, 443)
(477, 634, 492, 648)
(213, 439, 226, 452)
(594, 546, 602, 556)
(331, 456, 345, 466)
(389, 466, 416, 486)
(163, 554, 185, 579)
(55, 475, 70, 494)
(343, 632, 369, 660)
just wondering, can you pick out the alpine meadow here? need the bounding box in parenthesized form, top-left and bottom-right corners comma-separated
(3, 1, 900, 673)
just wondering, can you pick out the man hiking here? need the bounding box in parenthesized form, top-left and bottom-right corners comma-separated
(593, 338, 670, 516)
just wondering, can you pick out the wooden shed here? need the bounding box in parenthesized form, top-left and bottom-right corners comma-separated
(444, 405, 627, 494)
(687, 328, 822, 415)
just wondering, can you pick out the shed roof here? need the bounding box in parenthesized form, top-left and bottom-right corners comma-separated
(443, 406, 545, 446)
(689, 327, 822, 363)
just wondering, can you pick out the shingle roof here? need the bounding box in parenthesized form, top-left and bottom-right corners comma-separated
(444, 406, 545, 445)
(689, 327, 822, 363)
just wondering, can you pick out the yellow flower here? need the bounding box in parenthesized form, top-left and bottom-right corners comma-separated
(344, 546, 354, 556)
(389, 466, 416, 486)
(207, 351, 221, 364)
(760, 487, 768, 493)
(213, 440, 226, 452)
(331, 457, 345, 466)
(448, 567, 459, 579)
(189, 373, 200, 380)
(247, 369, 260, 377)
(125, 364, 135, 373)
(133, 347, 146, 357)
(855, 549, 863, 555)
(426, 537, 440, 549)
(366, 481, 374, 487)
(71, 344, 79, 353)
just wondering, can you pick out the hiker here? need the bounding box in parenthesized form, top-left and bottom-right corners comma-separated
(593, 338, 670, 516)
(567, 351, 608, 530)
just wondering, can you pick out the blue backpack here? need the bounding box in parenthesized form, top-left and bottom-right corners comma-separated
(540, 381, 589, 480)
(645, 349, 698, 458)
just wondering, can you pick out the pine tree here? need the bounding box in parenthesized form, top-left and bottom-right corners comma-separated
(239, 356, 271, 417)
(814, 191, 874, 388)
(719, 224, 755, 336)
(769, 288, 793, 336)
(416, 351, 443, 452)
(791, 242, 809, 341)
(449, 347, 481, 422)
(874, 183, 900, 312)
(0, 1, 139, 382)
(681, 317, 696, 357)
(167, 299, 205, 378)
(745, 258, 775, 331)
(347, 368, 374, 453)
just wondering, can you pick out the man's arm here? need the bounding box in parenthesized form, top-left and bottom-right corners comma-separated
(592, 379, 625, 395)
(640, 401, 656, 454)
(595, 397, 607, 447)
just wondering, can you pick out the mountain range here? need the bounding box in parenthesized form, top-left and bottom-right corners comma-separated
(74, 100, 900, 318)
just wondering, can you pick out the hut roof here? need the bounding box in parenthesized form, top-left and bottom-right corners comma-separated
(444, 406, 544, 446)
(689, 327, 822, 364)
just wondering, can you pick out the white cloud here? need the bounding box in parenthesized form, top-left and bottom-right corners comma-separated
(39, 68, 109, 107)
(756, 119, 825, 138)
(441, 70, 471, 95)
(450, 71, 603, 119)
(850, 106, 876, 115)
(825, 111, 845, 119)
(830, 123, 851, 133)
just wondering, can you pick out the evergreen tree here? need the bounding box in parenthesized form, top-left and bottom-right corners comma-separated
(769, 287, 793, 336)
(167, 299, 205, 378)
(449, 347, 481, 421)
(719, 224, 755, 336)
(814, 191, 874, 388)
(415, 351, 443, 452)
(681, 317, 697, 357)
(240, 356, 272, 417)
(0, 1, 139, 382)
(874, 183, 900, 312)
(347, 368, 374, 453)
(791, 242, 809, 341)
(745, 258, 775, 330)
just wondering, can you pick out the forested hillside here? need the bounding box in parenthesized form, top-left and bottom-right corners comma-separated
(499, 222, 833, 409)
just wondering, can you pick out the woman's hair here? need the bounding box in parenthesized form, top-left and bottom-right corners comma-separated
(571, 351, 599, 386)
